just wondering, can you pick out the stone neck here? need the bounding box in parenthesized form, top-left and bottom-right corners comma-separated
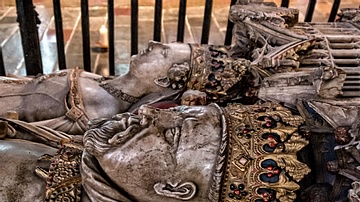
(102, 75, 141, 106)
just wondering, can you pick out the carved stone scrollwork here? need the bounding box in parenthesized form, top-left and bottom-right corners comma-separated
(229, 3, 307, 65)
(338, 8, 360, 23)
(229, 2, 360, 103)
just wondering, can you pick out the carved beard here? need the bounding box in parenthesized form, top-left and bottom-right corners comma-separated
(83, 119, 142, 157)
(83, 122, 115, 157)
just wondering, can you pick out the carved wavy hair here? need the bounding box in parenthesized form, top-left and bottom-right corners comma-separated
(207, 104, 229, 202)
(83, 118, 117, 157)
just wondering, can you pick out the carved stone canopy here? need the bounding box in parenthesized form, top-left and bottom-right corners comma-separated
(230, 3, 360, 105)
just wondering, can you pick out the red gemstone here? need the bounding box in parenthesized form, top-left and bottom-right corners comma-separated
(266, 122, 272, 127)
(263, 193, 268, 197)
(234, 190, 240, 195)
(243, 129, 248, 133)
(267, 165, 273, 170)
(267, 135, 274, 140)
(267, 173, 273, 177)
(274, 169, 279, 174)
(269, 142, 276, 147)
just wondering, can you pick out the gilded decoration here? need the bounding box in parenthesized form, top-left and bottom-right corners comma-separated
(187, 44, 249, 102)
(35, 142, 83, 202)
(222, 102, 310, 201)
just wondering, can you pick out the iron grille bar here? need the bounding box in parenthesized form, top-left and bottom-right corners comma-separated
(153, 0, 162, 42)
(15, 0, 43, 75)
(328, 0, 341, 22)
(224, 0, 237, 45)
(81, 0, 91, 72)
(305, 0, 317, 22)
(53, 0, 66, 70)
(281, 0, 290, 8)
(177, 0, 186, 42)
(13, 0, 350, 76)
(201, 0, 212, 44)
(108, 0, 115, 75)
(131, 0, 139, 55)
(0, 47, 5, 76)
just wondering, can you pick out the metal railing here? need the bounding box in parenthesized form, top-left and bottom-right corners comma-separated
(0, 0, 344, 76)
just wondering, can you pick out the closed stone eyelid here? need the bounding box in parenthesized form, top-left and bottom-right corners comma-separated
(161, 48, 168, 58)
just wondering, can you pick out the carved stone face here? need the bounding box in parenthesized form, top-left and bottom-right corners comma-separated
(83, 105, 222, 201)
(126, 41, 191, 96)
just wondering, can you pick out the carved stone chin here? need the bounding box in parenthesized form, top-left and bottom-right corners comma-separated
(153, 181, 197, 200)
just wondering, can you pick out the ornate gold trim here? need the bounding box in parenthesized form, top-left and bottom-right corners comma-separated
(100, 82, 140, 104)
(44, 143, 83, 202)
(66, 67, 89, 123)
(222, 102, 310, 202)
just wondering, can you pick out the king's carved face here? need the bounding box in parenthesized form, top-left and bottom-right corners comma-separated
(83, 105, 223, 201)
(126, 41, 191, 96)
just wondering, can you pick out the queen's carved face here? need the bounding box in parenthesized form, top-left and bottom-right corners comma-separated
(124, 41, 191, 96)
(83, 104, 223, 201)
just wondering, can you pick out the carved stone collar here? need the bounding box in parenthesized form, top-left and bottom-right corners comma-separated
(100, 82, 140, 104)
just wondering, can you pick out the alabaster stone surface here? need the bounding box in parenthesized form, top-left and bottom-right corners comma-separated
(0, 41, 191, 134)
(0, 1, 359, 202)
(82, 104, 223, 201)
(0, 140, 57, 201)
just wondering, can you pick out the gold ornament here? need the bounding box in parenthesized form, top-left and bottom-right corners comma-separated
(222, 102, 310, 202)
(188, 44, 250, 102)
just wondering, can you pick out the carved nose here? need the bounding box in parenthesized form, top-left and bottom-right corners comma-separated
(130, 55, 137, 61)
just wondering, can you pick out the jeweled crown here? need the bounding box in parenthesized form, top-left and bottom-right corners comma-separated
(222, 102, 311, 202)
(187, 44, 250, 102)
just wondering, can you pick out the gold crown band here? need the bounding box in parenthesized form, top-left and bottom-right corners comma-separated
(221, 102, 311, 202)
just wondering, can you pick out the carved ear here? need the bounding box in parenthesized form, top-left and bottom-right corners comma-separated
(154, 76, 170, 88)
(153, 181, 197, 200)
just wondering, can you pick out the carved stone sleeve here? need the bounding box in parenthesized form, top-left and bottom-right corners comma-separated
(80, 151, 133, 202)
